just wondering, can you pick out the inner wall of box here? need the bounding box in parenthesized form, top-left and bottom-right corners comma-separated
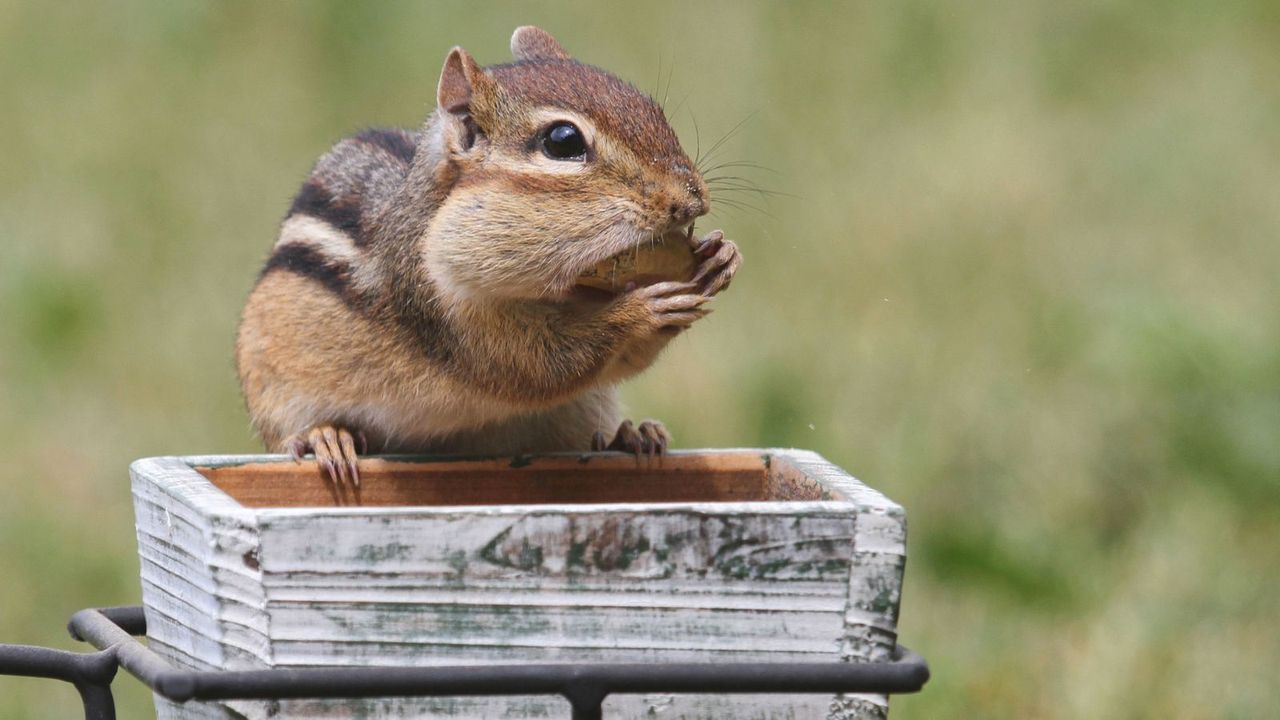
(196, 453, 839, 508)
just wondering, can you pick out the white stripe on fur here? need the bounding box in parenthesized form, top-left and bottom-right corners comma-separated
(275, 214, 360, 261)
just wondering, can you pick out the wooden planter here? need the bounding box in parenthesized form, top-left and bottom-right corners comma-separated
(131, 449, 907, 719)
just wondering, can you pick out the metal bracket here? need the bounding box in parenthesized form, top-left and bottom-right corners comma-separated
(0, 606, 930, 720)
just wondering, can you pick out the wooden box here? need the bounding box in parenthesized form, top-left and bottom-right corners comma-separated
(131, 449, 907, 719)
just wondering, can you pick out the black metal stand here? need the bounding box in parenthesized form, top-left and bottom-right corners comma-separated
(0, 606, 929, 719)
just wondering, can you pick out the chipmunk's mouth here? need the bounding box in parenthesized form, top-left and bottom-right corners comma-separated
(568, 284, 621, 303)
(570, 222, 697, 298)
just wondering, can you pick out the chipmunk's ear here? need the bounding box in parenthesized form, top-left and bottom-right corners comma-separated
(437, 46, 496, 117)
(510, 26, 570, 62)
(437, 47, 497, 153)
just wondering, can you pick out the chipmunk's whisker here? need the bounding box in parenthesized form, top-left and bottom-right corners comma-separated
(696, 110, 758, 173)
(662, 63, 675, 114)
(668, 90, 694, 121)
(690, 108, 703, 168)
(709, 196, 774, 219)
(700, 160, 778, 175)
(706, 182, 794, 200)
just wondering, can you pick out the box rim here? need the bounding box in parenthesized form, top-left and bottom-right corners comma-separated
(130, 448, 902, 522)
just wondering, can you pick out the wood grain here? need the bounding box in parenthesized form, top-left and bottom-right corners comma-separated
(195, 452, 809, 507)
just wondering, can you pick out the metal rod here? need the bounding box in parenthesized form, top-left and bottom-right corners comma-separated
(0, 644, 86, 682)
(564, 680, 606, 720)
(568, 698, 603, 720)
(60, 606, 929, 718)
(70, 607, 929, 702)
(69, 608, 186, 698)
(2, 606, 930, 720)
(0, 640, 119, 720)
(74, 681, 116, 720)
(170, 656, 929, 702)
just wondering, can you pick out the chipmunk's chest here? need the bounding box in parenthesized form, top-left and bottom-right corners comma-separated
(351, 386, 519, 449)
(325, 331, 520, 446)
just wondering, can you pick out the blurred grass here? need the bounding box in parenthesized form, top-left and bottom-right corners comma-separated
(1, 1, 1277, 717)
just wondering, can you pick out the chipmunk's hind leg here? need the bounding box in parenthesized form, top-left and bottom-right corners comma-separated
(283, 425, 368, 505)
(592, 418, 670, 463)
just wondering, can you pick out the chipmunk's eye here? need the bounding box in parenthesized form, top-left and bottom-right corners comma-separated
(541, 122, 587, 160)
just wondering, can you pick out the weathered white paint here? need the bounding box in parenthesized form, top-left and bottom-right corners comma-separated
(131, 449, 907, 719)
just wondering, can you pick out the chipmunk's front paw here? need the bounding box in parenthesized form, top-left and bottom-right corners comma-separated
(690, 229, 741, 296)
(283, 425, 367, 505)
(627, 280, 711, 332)
(592, 418, 670, 460)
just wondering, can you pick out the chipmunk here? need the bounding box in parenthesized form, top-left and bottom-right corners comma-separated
(235, 26, 741, 501)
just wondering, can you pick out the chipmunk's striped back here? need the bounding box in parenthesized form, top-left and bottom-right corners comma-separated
(259, 128, 419, 306)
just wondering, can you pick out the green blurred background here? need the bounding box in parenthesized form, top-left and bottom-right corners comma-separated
(2, 1, 1277, 717)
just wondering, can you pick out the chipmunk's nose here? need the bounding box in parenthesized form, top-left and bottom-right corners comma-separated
(666, 164, 709, 224)
(667, 197, 706, 225)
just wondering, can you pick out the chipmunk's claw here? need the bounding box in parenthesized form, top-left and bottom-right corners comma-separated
(690, 229, 741, 297)
(629, 281, 711, 331)
(285, 435, 308, 463)
(594, 419, 670, 464)
(281, 425, 364, 505)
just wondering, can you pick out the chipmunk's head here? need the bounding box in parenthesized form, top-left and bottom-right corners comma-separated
(421, 26, 709, 304)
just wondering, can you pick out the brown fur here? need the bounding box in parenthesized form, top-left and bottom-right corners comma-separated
(236, 26, 737, 457)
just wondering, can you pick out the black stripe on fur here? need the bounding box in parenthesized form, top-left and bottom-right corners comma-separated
(288, 180, 363, 237)
(260, 242, 353, 300)
(354, 128, 417, 164)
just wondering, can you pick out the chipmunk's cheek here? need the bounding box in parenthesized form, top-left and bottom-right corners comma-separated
(422, 196, 525, 301)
